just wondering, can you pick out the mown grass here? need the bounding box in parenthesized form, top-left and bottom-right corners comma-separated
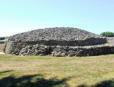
(0, 54, 114, 87)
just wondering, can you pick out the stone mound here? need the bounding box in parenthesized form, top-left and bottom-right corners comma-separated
(5, 27, 111, 56)
(9, 27, 101, 42)
(8, 27, 106, 46)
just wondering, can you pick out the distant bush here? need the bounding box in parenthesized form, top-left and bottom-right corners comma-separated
(0, 37, 5, 40)
(101, 32, 114, 37)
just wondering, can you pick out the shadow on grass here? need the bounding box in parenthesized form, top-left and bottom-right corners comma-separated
(0, 71, 70, 87)
(77, 79, 114, 87)
(93, 79, 114, 87)
(1, 71, 114, 87)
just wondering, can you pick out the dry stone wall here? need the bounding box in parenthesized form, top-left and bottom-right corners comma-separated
(5, 40, 114, 57)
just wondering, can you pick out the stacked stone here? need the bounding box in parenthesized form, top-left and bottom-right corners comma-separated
(5, 27, 111, 57)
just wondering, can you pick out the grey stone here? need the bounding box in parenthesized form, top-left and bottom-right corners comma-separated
(5, 27, 114, 57)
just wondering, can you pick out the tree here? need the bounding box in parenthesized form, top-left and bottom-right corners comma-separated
(100, 32, 114, 37)
(0, 37, 5, 40)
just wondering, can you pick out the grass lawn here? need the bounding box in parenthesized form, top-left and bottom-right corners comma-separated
(0, 54, 114, 87)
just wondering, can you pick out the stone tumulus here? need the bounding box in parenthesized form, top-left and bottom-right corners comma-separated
(5, 27, 114, 56)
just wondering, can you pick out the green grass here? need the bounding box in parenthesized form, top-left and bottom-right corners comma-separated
(0, 54, 114, 87)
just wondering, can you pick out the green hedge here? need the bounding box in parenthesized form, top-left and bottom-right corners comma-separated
(101, 32, 114, 37)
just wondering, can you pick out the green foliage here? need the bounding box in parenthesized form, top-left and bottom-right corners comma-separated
(101, 32, 114, 37)
(0, 37, 5, 40)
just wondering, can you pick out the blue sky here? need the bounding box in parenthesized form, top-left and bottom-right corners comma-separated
(0, 0, 114, 36)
